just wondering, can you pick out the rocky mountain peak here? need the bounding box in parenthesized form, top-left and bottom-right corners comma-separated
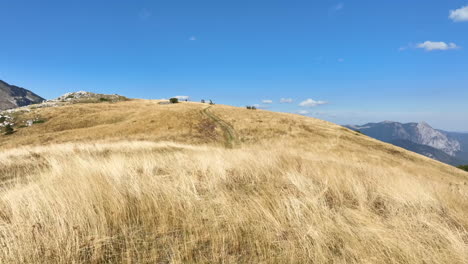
(415, 122, 460, 156)
(346, 121, 462, 157)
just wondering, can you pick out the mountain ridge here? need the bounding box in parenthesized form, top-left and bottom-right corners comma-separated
(0, 80, 44, 110)
(345, 121, 468, 165)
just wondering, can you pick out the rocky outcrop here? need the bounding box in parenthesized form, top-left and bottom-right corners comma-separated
(53, 91, 126, 102)
(414, 122, 460, 156)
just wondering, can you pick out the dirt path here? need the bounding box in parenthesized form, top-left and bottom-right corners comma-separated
(202, 106, 240, 149)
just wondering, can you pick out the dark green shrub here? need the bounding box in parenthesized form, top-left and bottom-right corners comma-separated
(99, 98, 110, 102)
(201, 99, 205, 103)
(169, 98, 179, 104)
(33, 120, 46, 124)
(0, 116, 6, 123)
(4, 124, 14, 135)
(209, 100, 214, 105)
(458, 165, 468, 172)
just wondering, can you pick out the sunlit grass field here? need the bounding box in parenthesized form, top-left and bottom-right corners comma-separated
(1, 100, 467, 263)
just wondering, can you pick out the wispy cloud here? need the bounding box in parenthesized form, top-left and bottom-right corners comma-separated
(280, 98, 293, 103)
(328, 2, 344, 16)
(399, 46, 409, 51)
(262, 99, 273, 104)
(313, 111, 337, 118)
(253, 104, 270, 109)
(299, 98, 328, 107)
(417, 41, 459, 51)
(138, 8, 152, 20)
(297, 110, 310, 115)
(449, 5, 468, 22)
(175, 95, 190, 100)
(333, 3, 344, 11)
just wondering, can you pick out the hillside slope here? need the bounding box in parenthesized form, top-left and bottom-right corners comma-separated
(1, 99, 468, 263)
(0, 80, 44, 110)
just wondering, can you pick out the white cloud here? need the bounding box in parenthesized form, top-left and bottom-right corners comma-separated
(399, 42, 416, 51)
(416, 41, 459, 51)
(280, 98, 293, 103)
(175, 95, 190, 100)
(189, 36, 197, 41)
(329, 2, 344, 15)
(333, 3, 344, 11)
(254, 104, 266, 109)
(262, 99, 273, 104)
(299, 98, 328, 107)
(314, 111, 337, 118)
(297, 110, 310, 115)
(449, 6, 468, 22)
(138, 9, 152, 20)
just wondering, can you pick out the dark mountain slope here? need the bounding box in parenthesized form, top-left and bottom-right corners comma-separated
(441, 131, 468, 162)
(390, 139, 467, 166)
(0, 80, 44, 110)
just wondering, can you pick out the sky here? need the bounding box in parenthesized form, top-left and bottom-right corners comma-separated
(1, 0, 468, 131)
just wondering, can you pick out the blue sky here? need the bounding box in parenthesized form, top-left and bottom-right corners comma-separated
(1, 0, 467, 131)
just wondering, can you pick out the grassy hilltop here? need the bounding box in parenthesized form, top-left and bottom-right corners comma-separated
(1, 98, 468, 263)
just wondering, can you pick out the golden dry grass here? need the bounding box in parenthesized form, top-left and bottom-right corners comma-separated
(1, 100, 468, 263)
(0, 100, 213, 148)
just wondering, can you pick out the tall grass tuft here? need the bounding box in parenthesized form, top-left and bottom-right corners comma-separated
(0, 141, 467, 263)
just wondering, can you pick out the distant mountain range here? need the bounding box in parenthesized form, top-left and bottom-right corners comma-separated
(345, 121, 468, 166)
(0, 80, 44, 111)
